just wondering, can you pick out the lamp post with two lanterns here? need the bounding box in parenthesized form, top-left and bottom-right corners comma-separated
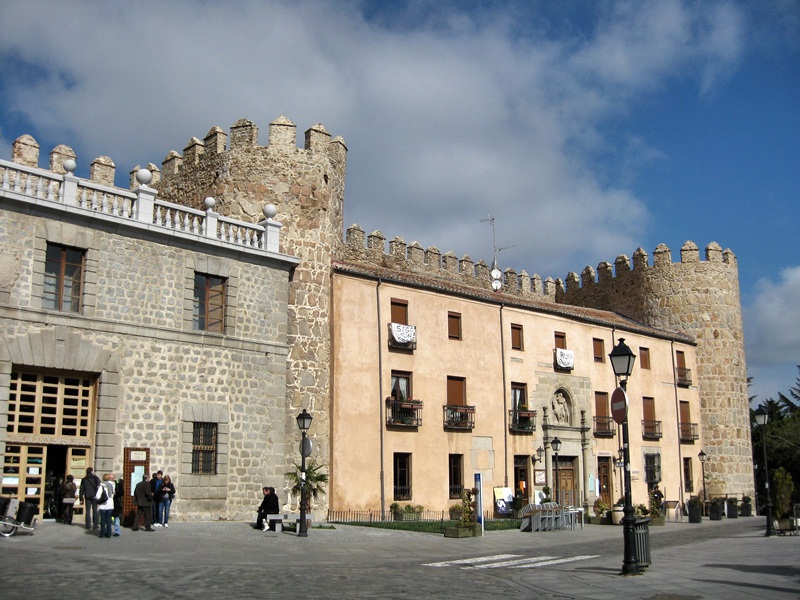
(608, 337, 640, 576)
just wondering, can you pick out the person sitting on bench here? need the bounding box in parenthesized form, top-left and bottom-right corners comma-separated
(255, 487, 280, 531)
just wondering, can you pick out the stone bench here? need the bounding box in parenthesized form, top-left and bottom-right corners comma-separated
(266, 513, 315, 533)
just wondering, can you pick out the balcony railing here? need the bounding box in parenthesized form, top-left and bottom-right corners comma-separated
(393, 486, 412, 501)
(593, 416, 616, 437)
(675, 367, 693, 386)
(508, 409, 537, 433)
(679, 422, 699, 441)
(642, 420, 663, 440)
(386, 398, 423, 427)
(443, 405, 475, 430)
(387, 323, 417, 351)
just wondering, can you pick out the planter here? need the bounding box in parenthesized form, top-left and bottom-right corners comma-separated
(709, 503, 724, 520)
(648, 515, 665, 526)
(611, 506, 625, 525)
(392, 512, 404, 521)
(443, 524, 482, 538)
(688, 504, 703, 523)
(726, 502, 739, 519)
(739, 503, 752, 517)
(586, 514, 612, 525)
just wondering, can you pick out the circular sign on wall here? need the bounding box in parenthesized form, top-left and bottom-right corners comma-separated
(611, 386, 629, 425)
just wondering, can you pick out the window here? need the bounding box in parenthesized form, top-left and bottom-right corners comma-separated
(390, 371, 412, 401)
(43, 243, 84, 312)
(192, 422, 218, 474)
(593, 338, 605, 362)
(448, 312, 462, 340)
(513, 455, 529, 498)
(449, 454, 463, 499)
(511, 383, 527, 410)
(642, 396, 662, 439)
(644, 453, 661, 485)
(390, 298, 408, 325)
(511, 324, 523, 350)
(683, 457, 694, 493)
(639, 347, 650, 370)
(593, 391, 614, 436)
(393, 453, 412, 500)
(447, 376, 466, 406)
(554, 331, 567, 349)
(193, 273, 226, 333)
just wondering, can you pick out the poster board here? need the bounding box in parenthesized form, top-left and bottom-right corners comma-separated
(493, 486, 513, 515)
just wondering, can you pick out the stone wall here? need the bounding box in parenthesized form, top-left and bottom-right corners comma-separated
(153, 117, 347, 492)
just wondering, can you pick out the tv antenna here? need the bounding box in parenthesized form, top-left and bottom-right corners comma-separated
(480, 216, 515, 291)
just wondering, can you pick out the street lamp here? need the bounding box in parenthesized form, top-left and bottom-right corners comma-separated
(698, 450, 708, 514)
(753, 407, 776, 537)
(608, 337, 639, 576)
(296, 408, 313, 537)
(551, 437, 562, 505)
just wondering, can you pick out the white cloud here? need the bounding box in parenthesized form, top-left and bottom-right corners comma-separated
(745, 266, 800, 400)
(0, 0, 746, 280)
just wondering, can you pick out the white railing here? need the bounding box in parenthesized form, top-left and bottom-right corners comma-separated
(0, 159, 283, 256)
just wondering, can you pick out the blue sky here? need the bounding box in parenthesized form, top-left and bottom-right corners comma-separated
(1, 0, 798, 402)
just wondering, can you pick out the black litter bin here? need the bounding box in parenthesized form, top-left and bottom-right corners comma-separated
(0, 497, 10, 518)
(634, 517, 651, 568)
(16, 501, 37, 526)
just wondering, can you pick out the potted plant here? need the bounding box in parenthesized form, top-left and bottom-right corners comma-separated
(403, 504, 424, 521)
(687, 496, 703, 523)
(739, 496, 752, 517)
(709, 497, 725, 520)
(647, 489, 665, 525)
(726, 496, 739, 519)
(389, 502, 403, 521)
(610, 497, 625, 525)
(444, 487, 482, 537)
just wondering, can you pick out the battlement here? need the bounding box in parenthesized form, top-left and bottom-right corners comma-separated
(343, 224, 560, 300)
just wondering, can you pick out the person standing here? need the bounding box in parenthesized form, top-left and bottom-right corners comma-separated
(159, 474, 176, 528)
(79, 467, 101, 530)
(111, 473, 123, 536)
(133, 475, 154, 532)
(150, 471, 164, 526)
(60, 474, 78, 525)
(95, 473, 115, 538)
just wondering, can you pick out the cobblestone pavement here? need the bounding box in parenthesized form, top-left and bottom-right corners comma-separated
(0, 516, 797, 599)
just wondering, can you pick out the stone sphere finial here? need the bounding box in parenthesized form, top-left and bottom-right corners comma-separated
(204, 197, 216, 210)
(263, 204, 277, 219)
(135, 168, 153, 185)
(63, 158, 77, 173)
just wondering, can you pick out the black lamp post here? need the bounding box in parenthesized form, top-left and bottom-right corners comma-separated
(551, 437, 562, 505)
(296, 408, 313, 538)
(753, 407, 776, 537)
(698, 450, 708, 514)
(609, 337, 639, 576)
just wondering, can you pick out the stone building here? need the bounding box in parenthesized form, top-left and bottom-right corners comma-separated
(0, 116, 752, 521)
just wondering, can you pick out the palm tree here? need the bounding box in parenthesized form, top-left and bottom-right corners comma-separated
(285, 461, 329, 512)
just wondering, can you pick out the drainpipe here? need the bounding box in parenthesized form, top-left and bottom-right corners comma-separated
(377, 279, 385, 519)
(500, 304, 508, 487)
(670, 340, 685, 516)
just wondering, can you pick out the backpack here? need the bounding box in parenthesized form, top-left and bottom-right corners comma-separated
(99, 482, 110, 504)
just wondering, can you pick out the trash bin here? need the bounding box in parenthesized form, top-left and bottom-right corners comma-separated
(16, 502, 37, 526)
(634, 517, 651, 568)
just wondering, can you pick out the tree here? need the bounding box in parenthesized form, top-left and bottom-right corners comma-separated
(285, 461, 329, 512)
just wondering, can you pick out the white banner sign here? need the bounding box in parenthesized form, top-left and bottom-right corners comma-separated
(391, 323, 416, 344)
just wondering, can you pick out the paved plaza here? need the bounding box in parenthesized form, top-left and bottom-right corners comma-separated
(0, 515, 797, 599)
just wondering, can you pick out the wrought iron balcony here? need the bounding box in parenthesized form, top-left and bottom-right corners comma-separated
(387, 323, 417, 351)
(393, 486, 412, 501)
(443, 405, 475, 430)
(508, 409, 537, 433)
(642, 419, 663, 440)
(593, 416, 616, 437)
(386, 398, 423, 427)
(679, 422, 699, 441)
(675, 367, 693, 386)
(449, 484, 464, 499)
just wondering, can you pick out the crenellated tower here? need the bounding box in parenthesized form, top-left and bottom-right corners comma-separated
(558, 241, 752, 497)
(154, 116, 347, 476)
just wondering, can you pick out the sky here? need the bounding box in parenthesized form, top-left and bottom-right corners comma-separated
(0, 0, 798, 404)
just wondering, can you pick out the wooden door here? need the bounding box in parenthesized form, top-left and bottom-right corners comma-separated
(598, 458, 613, 508)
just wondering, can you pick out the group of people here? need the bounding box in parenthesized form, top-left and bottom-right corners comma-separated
(61, 466, 176, 536)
